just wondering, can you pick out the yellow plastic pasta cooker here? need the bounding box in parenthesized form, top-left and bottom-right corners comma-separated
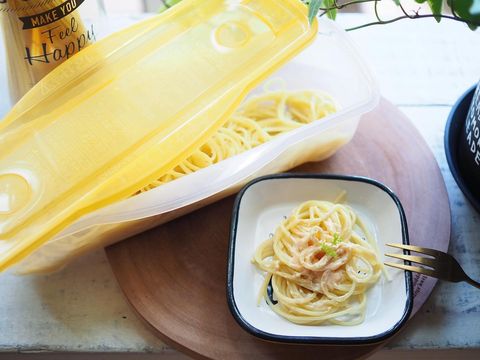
(0, 0, 317, 272)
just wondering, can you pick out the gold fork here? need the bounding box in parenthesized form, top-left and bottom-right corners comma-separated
(384, 243, 480, 289)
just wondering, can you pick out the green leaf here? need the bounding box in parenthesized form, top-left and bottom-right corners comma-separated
(323, 0, 337, 20)
(308, 0, 322, 24)
(447, 0, 480, 30)
(165, 0, 183, 7)
(427, 0, 443, 22)
(158, 4, 168, 13)
(471, 0, 480, 15)
(159, 0, 182, 13)
(414, 0, 442, 22)
(321, 243, 337, 258)
(332, 233, 343, 245)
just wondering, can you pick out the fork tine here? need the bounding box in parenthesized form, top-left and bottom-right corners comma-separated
(386, 243, 444, 258)
(385, 253, 437, 268)
(384, 261, 438, 278)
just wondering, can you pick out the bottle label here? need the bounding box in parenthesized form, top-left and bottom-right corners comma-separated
(0, 0, 97, 101)
(23, 15, 95, 66)
(18, 0, 86, 29)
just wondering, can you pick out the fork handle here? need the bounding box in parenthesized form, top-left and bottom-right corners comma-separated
(465, 276, 480, 289)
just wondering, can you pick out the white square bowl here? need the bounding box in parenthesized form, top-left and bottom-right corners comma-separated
(227, 174, 413, 344)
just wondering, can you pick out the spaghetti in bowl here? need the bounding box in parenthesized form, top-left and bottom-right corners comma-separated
(227, 174, 413, 344)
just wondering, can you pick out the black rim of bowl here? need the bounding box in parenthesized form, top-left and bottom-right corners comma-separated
(444, 85, 480, 213)
(226, 173, 413, 345)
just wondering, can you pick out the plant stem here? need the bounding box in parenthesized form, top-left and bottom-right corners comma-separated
(374, 0, 381, 22)
(309, 0, 480, 31)
(316, 0, 378, 11)
(345, 13, 480, 31)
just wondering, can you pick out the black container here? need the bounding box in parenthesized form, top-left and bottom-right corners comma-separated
(445, 84, 480, 212)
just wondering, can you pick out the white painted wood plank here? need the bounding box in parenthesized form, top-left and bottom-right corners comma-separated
(338, 13, 480, 106)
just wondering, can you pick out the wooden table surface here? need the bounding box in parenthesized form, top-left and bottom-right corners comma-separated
(0, 12, 479, 360)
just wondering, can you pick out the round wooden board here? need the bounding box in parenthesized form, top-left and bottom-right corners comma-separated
(106, 99, 451, 360)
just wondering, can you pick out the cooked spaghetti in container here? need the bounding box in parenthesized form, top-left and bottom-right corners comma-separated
(8, 14, 379, 274)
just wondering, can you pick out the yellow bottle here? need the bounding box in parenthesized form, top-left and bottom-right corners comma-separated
(0, 0, 101, 103)
(0, 0, 317, 272)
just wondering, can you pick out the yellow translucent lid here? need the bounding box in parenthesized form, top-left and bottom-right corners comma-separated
(0, 0, 317, 271)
